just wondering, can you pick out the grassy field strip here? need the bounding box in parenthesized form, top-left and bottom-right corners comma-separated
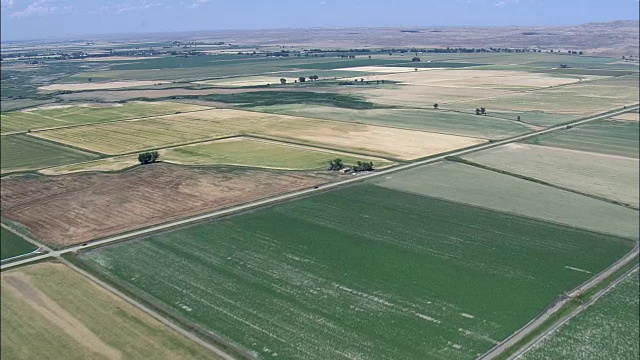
(512, 266, 639, 360)
(4, 104, 217, 135)
(479, 245, 639, 360)
(1, 262, 228, 360)
(1, 134, 99, 174)
(456, 145, 639, 208)
(2, 105, 636, 271)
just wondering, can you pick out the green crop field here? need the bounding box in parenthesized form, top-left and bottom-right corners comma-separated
(198, 91, 379, 109)
(525, 118, 640, 158)
(462, 143, 639, 207)
(1, 262, 218, 360)
(161, 137, 394, 170)
(375, 161, 639, 239)
(0, 101, 210, 134)
(1, 134, 98, 173)
(521, 268, 639, 360)
(79, 185, 635, 360)
(249, 104, 533, 139)
(0, 228, 38, 260)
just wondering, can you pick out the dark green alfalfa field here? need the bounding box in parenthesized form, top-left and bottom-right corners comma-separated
(80, 184, 635, 360)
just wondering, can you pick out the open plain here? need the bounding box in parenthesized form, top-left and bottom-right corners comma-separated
(1, 20, 639, 360)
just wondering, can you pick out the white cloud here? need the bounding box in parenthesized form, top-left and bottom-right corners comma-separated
(495, 0, 519, 6)
(9, 0, 73, 18)
(93, 1, 163, 14)
(1, 0, 15, 9)
(187, 0, 209, 9)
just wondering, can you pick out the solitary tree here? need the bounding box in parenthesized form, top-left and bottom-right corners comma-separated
(298, 76, 306, 82)
(475, 108, 481, 115)
(327, 158, 344, 170)
(412, 57, 421, 62)
(433, 103, 439, 109)
(138, 151, 160, 165)
(280, 78, 287, 84)
(517, 115, 521, 121)
(480, 107, 486, 115)
(414, 68, 418, 71)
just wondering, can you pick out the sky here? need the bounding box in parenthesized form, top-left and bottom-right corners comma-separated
(1, 0, 639, 41)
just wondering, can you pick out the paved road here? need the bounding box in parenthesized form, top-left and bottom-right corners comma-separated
(479, 245, 639, 360)
(510, 263, 640, 360)
(2, 104, 637, 271)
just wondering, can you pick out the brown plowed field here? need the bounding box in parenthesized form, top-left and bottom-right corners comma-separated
(1, 163, 330, 246)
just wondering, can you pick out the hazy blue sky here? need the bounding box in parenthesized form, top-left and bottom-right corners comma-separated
(1, 0, 638, 41)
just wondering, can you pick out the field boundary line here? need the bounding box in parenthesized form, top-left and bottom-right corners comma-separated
(510, 264, 640, 360)
(446, 157, 639, 210)
(1, 105, 636, 271)
(477, 244, 640, 360)
(57, 257, 239, 360)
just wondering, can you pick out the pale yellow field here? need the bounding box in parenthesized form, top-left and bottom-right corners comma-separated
(31, 109, 485, 159)
(351, 69, 584, 107)
(39, 155, 138, 175)
(195, 76, 299, 87)
(39, 80, 170, 91)
(335, 66, 421, 73)
(1, 262, 218, 360)
(613, 112, 640, 121)
(463, 143, 640, 207)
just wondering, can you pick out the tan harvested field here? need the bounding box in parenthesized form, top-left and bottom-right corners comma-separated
(463, 143, 640, 207)
(39, 80, 171, 91)
(1, 262, 218, 360)
(352, 69, 584, 107)
(613, 112, 640, 121)
(195, 75, 300, 87)
(39, 155, 139, 175)
(0, 163, 331, 245)
(31, 108, 485, 159)
(335, 66, 420, 73)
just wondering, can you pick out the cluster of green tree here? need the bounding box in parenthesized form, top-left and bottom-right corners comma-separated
(327, 158, 374, 172)
(352, 161, 374, 172)
(475, 107, 486, 115)
(411, 57, 421, 62)
(327, 158, 344, 170)
(138, 151, 160, 165)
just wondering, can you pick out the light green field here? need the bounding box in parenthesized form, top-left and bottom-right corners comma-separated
(521, 268, 639, 360)
(0, 101, 210, 134)
(447, 76, 639, 125)
(161, 137, 394, 170)
(374, 161, 639, 239)
(31, 108, 483, 160)
(525, 118, 640, 158)
(249, 104, 533, 139)
(79, 184, 635, 360)
(462, 143, 639, 207)
(1, 134, 98, 173)
(1, 262, 218, 360)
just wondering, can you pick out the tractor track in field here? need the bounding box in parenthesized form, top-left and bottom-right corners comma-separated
(2, 104, 637, 272)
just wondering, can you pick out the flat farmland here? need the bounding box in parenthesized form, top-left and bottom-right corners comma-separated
(250, 104, 534, 139)
(31, 108, 485, 160)
(0, 101, 211, 133)
(446, 75, 639, 123)
(1, 228, 37, 260)
(1, 262, 218, 360)
(0, 163, 330, 245)
(520, 268, 639, 360)
(78, 185, 635, 360)
(38, 80, 171, 91)
(1, 134, 98, 173)
(160, 137, 395, 170)
(349, 69, 584, 108)
(39, 155, 140, 175)
(525, 118, 640, 158)
(462, 143, 639, 207)
(375, 161, 639, 239)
